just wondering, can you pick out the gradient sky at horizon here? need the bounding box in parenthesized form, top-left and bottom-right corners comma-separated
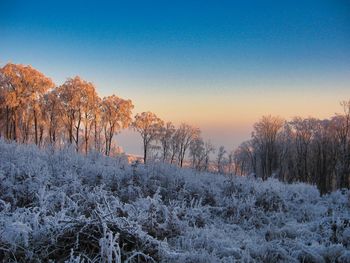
(1, 0, 350, 155)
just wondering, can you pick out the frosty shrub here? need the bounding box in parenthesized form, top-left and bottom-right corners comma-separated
(0, 140, 349, 262)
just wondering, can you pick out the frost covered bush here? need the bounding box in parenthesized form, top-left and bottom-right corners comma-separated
(255, 190, 286, 213)
(0, 140, 349, 262)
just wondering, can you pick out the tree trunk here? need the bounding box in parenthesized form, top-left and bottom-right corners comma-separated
(94, 117, 98, 151)
(143, 140, 147, 164)
(34, 109, 38, 145)
(69, 117, 73, 144)
(75, 113, 81, 152)
(85, 135, 88, 154)
(6, 106, 10, 139)
(39, 126, 44, 147)
(12, 110, 18, 141)
(85, 126, 88, 155)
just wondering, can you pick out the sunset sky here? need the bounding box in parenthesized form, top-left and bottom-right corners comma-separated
(1, 0, 350, 154)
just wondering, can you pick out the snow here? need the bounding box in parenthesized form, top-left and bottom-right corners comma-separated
(0, 139, 349, 262)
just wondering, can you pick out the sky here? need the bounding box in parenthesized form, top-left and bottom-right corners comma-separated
(1, 0, 350, 155)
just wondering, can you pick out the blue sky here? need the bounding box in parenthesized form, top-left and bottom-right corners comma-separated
(1, 0, 350, 154)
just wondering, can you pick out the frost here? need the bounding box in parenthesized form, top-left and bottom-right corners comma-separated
(0, 140, 349, 262)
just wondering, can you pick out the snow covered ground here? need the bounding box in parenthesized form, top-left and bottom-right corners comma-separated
(0, 140, 349, 262)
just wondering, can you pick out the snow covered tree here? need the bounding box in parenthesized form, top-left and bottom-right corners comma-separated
(80, 83, 99, 154)
(92, 96, 103, 152)
(42, 89, 62, 146)
(57, 76, 100, 152)
(101, 95, 134, 156)
(57, 77, 83, 149)
(133, 112, 164, 164)
(0, 63, 54, 143)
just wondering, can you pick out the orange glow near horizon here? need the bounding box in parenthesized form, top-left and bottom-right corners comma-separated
(116, 86, 350, 154)
(129, 88, 348, 127)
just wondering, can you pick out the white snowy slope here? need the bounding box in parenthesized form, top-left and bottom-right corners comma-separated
(0, 140, 349, 262)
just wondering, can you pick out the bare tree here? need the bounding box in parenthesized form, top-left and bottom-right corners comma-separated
(289, 117, 317, 182)
(335, 100, 350, 189)
(227, 149, 235, 175)
(177, 124, 200, 167)
(159, 122, 175, 162)
(203, 140, 215, 172)
(253, 115, 284, 180)
(189, 136, 205, 170)
(216, 146, 226, 174)
(233, 141, 256, 176)
(169, 128, 181, 164)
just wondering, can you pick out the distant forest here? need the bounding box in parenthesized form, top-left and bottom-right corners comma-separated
(1, 63, 349, 193)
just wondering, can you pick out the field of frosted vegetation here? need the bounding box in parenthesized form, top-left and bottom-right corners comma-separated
(0, 140, 350, 262)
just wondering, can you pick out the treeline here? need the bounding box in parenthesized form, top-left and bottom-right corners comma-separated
(141, 96, 350, 194)
(0, 63, 134, 156)
(0, 63, 202, 167)
(1, 63, 349, 193)
(232, 113, 350, 193)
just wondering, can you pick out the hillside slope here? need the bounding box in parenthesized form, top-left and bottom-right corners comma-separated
(0, 140, 349, 262)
